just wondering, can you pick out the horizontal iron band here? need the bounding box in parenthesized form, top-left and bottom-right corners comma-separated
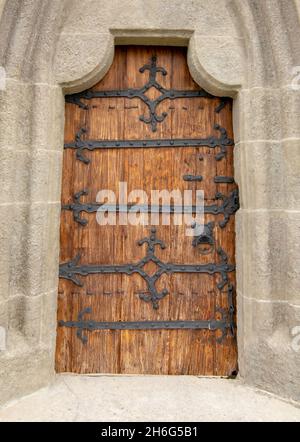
(64, 204, 204, 214)
(64, 125, 233, 163)
(66, 88, 214, 103)
(59, 262, 235, 278)
(65, 137, 234, 150)
(58, 319, 227, 331)
(58, 304, 234, 342)
(62, 189, 239, 228)
(59, 255, 235, 290)
(62, 202, 225, 215)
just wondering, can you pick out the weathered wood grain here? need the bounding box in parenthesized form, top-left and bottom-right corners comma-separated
(56, 46, 238, 375)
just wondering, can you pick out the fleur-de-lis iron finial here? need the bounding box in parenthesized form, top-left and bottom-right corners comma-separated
(66, 55, 219, 132)
(59, 228, 235, 310)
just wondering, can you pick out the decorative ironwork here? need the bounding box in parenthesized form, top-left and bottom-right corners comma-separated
(192, 222, 215, 254)
(64, 125, 234, 164)
(65, 55, 223, 132)
(58, 306, 233, 345)
(226, 283, 235, 338)
(183, 175, 203, 182)
(59, 228, 235, 309)
(62, 188, 239, 228)
(214, 176, 235, 184)
(62, 56, 237, 348)
(215, 98, 231, 114)
(214, 189, 239, 228)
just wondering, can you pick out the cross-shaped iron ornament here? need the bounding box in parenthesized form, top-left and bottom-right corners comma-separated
(66, 55, 222, 132)
(59, 228, 235, 310)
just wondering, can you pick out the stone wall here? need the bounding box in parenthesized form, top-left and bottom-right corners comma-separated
(0, 0, 299, 406)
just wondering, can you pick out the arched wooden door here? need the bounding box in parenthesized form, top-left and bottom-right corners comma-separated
(56, 46, 239, 375)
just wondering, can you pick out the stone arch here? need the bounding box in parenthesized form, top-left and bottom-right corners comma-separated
(0, 0, 299, 405)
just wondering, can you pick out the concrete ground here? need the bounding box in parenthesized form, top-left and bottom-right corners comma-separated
(0, 375, 299, 422)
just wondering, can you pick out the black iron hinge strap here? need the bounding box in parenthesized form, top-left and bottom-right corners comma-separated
(59, 228, 235, 309)
(64, 125, 234, 164)
(58, 307, 232, 345)
(62, 188, 239, 228)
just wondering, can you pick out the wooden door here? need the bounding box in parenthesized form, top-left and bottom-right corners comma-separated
(56, 46, 239, 375)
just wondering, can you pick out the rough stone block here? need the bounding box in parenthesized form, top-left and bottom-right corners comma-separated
(31, 84, 65, 151)
(234, 88, 281, 143)
(0, 149, 31, 204)
(231, 0, 278, 89)
(19, 202, 61, 297)
(245, 40, 277, 88)
(8, 295, 42, 345)
(0, 203, 29, 298)
(0, 81, 64, 153)
(0, 148, 63, 206)
(0, 0, 64, 84)
(30, 150, 63, 203)
(281, 88, 300, 139)
(0, 207, 10, 302)
(234, 141, 284, 210)
(238, 294, 300, 403)
(0, 300, 8, 333)
(0, 80, 34, 151)
(235, 210, 286, 301)
(0, 347, 55, 407)
(7, 296, 26, 337)
(57, 0, 239, 36)
(189, 35, 244, 97)
(55, 32, 114, 93)
(285, 211, 300, 306)
(0, 202, 60, 300)
(40, 291, 58, 349)
(283, 139, 300, 210)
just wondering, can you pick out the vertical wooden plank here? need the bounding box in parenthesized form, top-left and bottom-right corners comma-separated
(119, 46, 172, 374)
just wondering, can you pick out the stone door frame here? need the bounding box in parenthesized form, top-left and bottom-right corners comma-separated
(0, 0, 299, 406)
